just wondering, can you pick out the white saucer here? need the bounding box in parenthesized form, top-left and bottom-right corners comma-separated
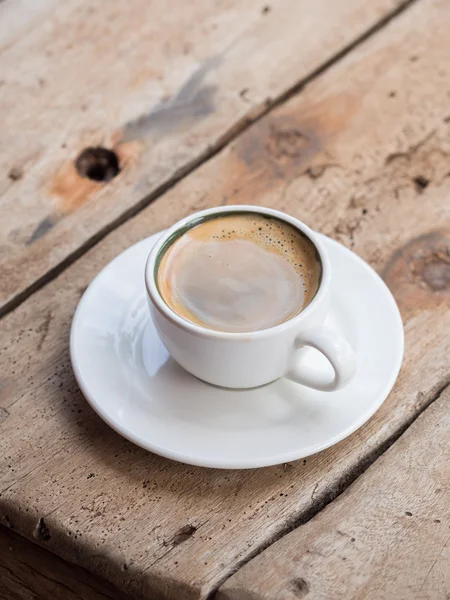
(70, 232, 403, 469)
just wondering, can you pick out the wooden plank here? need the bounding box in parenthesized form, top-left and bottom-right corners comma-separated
(0, 0, 62, 54)
(1, 0, 450, 598)
(218, 387, 450, 600)
(0, 526, 130, 600)
(0, 0, 412, 314)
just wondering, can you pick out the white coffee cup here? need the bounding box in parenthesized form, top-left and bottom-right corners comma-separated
(145, 205, 356, 390)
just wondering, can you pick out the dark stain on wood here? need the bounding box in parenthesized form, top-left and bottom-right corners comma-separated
(51, 161, 103, 214)
(290, 577, 310, 597)
(235, 115, 321, 178)
(8, 166, 23, 181)
(36, 311, 53, 352)
(267, 124, 318, 160)
(383, 230, 450, 317)
(412, 175, 430, 193)
(166, 524, 197, 547)
(122, 55, 221, 141)
(0, 407, 9, 424)
(27, 216, 57, 245)
(222, 92, 358, 205)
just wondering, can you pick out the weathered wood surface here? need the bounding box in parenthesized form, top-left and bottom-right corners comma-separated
(0, 0, 412, 315)
(1, 0, 450, 598)
(0, 526, 130, 600)
(0, 0, 61, 53)
(218, 387, 450, 600)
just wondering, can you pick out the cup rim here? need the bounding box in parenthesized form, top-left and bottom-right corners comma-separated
(145, 205, 331, 340)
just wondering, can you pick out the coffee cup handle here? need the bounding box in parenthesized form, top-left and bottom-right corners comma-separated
(285, 326, 356, 391)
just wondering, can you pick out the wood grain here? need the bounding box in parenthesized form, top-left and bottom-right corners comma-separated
(0, 526, 130, 600)
(0, 0, 411, 314)
(0, 0, 62, 54)
(218, 387, 450, 600)
(1, 0, 450, 598)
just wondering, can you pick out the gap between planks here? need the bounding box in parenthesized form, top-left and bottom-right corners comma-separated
(206, 377, 450, 599)
(0, 0, 420, 321)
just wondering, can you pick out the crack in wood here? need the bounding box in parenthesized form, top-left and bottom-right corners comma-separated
(15, 557, 87, 600)
(418, 532, 450, 592)
(384, 129, 437, 165)
(0, 406, 9, 423)
(0, 563, 39, 598)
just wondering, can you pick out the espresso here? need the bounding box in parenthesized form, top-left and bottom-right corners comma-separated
(157, 214, 321, 333)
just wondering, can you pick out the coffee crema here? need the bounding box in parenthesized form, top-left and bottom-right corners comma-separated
(157, 214, 321, 333)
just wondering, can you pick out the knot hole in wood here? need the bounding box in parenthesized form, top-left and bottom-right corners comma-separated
(290, 577, 310, 597)
(75, 147, 120, 182)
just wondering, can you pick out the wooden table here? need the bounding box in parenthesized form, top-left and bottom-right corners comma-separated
(1, 0, 449, 598)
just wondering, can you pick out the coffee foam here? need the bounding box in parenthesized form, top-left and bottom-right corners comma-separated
(157, 214, 321, 332)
